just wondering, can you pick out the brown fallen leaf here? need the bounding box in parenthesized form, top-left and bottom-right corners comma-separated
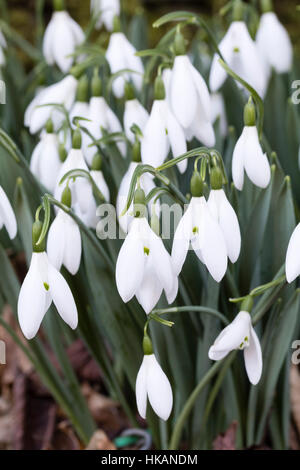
(213, 421, 237, 450)
(86, 430, 116, 450)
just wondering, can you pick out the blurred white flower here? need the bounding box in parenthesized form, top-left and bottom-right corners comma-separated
(209, 311, 262, 385)
(256, 12, 292, 75)
(90, 0, 120, 31)
(0, 186, 17, 239)
(124, 98, 149, 144)
(285, 223, 300, 283)
(232, 126, 271, 191)
(106, 32, 144, 98)
(30, 132, 61, 193)
(116, 216, 177, 313)
(18, 251, 78, 340)
(43, 10, 84, 73)
(25, 75, 78, 134)
(0, 29, 7, 65)
(136, 353, 173, 421)
(169, 55, 215, 147)
(47, 209, 82, 275)
(209, 21, 267, 98)
(208, 189, 241, 264)
(172, 196, 228, 282)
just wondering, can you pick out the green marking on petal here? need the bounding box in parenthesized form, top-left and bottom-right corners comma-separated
(44, 282, 50, 291)
(192, 226, 199, 234)
(144, 247, 150, 256)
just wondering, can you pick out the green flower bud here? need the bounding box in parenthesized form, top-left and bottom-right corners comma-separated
(154, 75, 166, 101)
(190, 172, 204, 197)
(32, 220, 45, 253)
(174, 29, 186, 56)
(113, 15, 121, 33)
(76, 75, 89, 103)
(233, 0, 244, 21)
(241, 295, 254, 313)
(72, 129, 82, 149)
(143, 334, 153, 355)
(134, 188, 146, 218)
(45, 118, 54, 134)
(124, 82, 135, 101)
(132, 139, 141, 163)
(61, 186, 72, 208)
(59, 144, 67, 163)
(244, 98, 256, 127)
(53, 0, 64, 12)
(91, 69, 102, 97)
(91, 152, 102, 171)
(261, 0, 273, 13)
(210, 167, 223, 190)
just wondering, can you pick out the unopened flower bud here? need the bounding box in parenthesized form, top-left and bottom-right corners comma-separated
(59, 144, 67, 162)
(132, 138, 141, 163)
(91, 152, 102, 171)
(76, 75, 89, 103)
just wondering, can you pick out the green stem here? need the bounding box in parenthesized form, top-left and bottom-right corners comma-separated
(152, 306, 229, 326)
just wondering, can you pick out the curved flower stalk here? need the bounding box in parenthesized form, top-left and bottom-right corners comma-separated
(25, 74, 78, 134)
(232, 99, 271, 190)
(43, 3, 84, 73)
(0, 29, 7, 66)
(0, 186, 17, 240)
(116, 189, 178, 314)
(136, 340, 173, 421)
(256, 7, 292, 76)
(167, 30, 215, 147)
(211, 92, 228, 138)
(30, 119, 62, 193)
(47, 187, 82, 275)
(172, 171, 228, 283)
(91, 0, 120, 31)
(141, 75, 187, 174)
(209, 6, 267, 98)
(123, 83, 149, 144)
(285, 223, 300, 283)
(106, 17, 144, 98)
(209, 310, 262, 385)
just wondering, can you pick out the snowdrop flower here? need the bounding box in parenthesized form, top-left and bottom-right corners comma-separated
(69, 76, 90, 127)
(209, 310, 262, 385)
(91, 0, 120, 31)
(232, 99, 270, 191)
(47, 186, 82, 275)
(106, 17, 144, 98)
(43, 0, 84, 73)
(123, 83, 149, 144)
(90, 153, 110, 202)
(136, 338, 173, 421)
(141, 75, 187, 174)
(211, 93, 228, 138)
(25, 74, 78, 134)
(18, 220, 78, 340)
(168, 31, 215, 147)
(30, 119, 61, 193)
(172, 172, 228, 282)
(0, 29, 7, 66)
(256, 4, 293, 75)
(285, 223, 300, 283)
(116, 189, 178, 313)
(84, 71, 126, 164)
(0, 186, 17, 239)
(209, 2, 267, 98)
(207, 169, 241, 264)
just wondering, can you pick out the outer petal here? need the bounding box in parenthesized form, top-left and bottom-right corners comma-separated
(171, 203, 193, 276)
(146, 355, 173, 421)
(42, 15, 56, 65)
(135, 357, 148, 419)
(0, 186, 17, 239)
(243, 126, 271, 189)
(244, 326, 263, 385)
(150, 232, 174, 295)
(124, 99, 149, 143)
(209, 311, 251, 359)
(186, 105, 216, 148)
(136, 261, 163, 314)
(170, 55, 197, 128)
(188, 60, 212, 122)
(286, 223, 300, 283)
(166, 108, 187, 174)
(232, 128, 246, 191)
(39, 134, 61, 193)
(63, 216, 82, 275)
(30, 140, 43, 177)
(116, 162, 138, 233)
(48, 262, 78, 330)
(52, 12, 76, 73)
(209, 28, 234, 92)
(141, 100, 169, 168)
(47, 211, 66, 271)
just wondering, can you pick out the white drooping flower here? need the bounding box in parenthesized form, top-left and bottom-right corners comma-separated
(209, 21, 267, 98)
(232, 126, 271, 191)
(208, 189, 241, 264)
(0, 186, 17, 239)
(90, 169, 110, 203)
(25, 75, 78, 134)
(285, 223, 300, 283)
(211, 92, 228, 138)
(18, 251, 78, 340)
(116, 161, 157, 234)
(0, 29, 7, 66)
(168, 55, 215, 147)
(209, 311, 263, 385)
(124, 98, 149, 144)
(43, 10, 85, 73)
(256, 12, 293, 75)
(172, 196, 228, 282)
(136, 353, 173, 421)
(47, 210, 82, 275)
(141, 77, 187, 173)
(116, 216, 178, 314)
(90, 0, 120, 31)
(106, 30, 144, 98)
(30, 129, 61, 193)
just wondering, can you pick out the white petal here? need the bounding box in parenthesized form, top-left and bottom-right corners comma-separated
(150, 232, 174, 294)
(188, 60, 212, 122)
(48, 262, 78, 330)
(209, 311, 251, 358)
(232, 129, 246, 191)
(63, 216, 82, 275)
(141, 100, 169, 168)
(0, 186, 17, 239)
(90, 170, 110, 202)
(166, 108, 187, 173)
(243, 126, 271, 188)
(286, 223, 300, 283)
(171, 203, 193, 276)
(136, 261, 163, 314)
(146, 354, 173, 421)
(186, 105, 216, 148)
(38, 134, 61, 193)
(135, 357, 148, 419)
(47, 211, 65, 271)
(244, 326, 263, 385)
(124, 99, 149, 143)
(116, 162, 138, 233)
(52, 13, 76, 73)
